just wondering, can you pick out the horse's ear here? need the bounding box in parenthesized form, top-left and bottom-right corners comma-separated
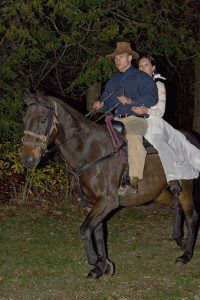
(36, 91, 51, 107)
(23, 92, 37, 105)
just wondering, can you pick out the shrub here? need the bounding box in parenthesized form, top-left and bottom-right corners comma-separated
(0, 143, 71, 202)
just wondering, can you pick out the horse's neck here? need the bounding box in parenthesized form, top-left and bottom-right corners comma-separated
(55, 102, 102, 169)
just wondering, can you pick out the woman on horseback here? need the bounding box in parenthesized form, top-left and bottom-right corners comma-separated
(132, 55, 200, 195)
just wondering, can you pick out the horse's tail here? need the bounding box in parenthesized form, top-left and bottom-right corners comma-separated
(183, 130, 200, 149)
(180, 130, 200, 208)
(193, 174, 200, 241)
(186, 131, 200, 212)
(193, 176, 200, 211)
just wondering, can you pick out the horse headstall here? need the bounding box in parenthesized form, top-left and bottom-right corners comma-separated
(22, 101, 59, 152)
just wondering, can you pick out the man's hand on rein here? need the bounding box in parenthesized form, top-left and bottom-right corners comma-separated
(117, 95, 132, 105)
(93, 101, 104, 110)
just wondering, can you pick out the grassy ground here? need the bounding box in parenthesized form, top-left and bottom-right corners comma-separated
(0, 199, 200, 300)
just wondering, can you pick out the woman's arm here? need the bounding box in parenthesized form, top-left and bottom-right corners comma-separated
(132, 81, 166, 117)
(148, 81, 166, 117)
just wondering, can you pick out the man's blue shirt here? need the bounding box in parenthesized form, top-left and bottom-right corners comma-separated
(100, 65, 158, 118)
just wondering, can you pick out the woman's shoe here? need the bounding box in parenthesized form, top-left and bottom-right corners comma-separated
(168, 180, 182, 196)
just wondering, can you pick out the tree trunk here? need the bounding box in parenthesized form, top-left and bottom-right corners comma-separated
(86, 82, 101, 112)
(192, 17, 200, 133)
(192, 59, 200, 133)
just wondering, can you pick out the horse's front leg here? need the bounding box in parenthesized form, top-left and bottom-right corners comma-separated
(93, 222, 107, 258)
(175, 180, 198, 264)
(80, 196, 119, 279)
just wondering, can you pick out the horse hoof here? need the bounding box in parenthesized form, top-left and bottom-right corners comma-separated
(86, 258, 115, 279)
(175, 238, 186, 250)
(104, 260, 115, 276)
(175, 251, 192, 264)
(86, 270, 101, 280)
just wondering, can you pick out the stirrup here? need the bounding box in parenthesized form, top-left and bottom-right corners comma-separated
(118, 185, 132, 197)
(118, 182, 138, 196)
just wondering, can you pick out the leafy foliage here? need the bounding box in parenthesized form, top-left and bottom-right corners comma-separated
(0, 0, 199, 143)
(0, 144, 70, 199)
(28, 162, 70, 198)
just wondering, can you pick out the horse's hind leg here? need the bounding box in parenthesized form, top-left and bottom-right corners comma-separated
(154, 190, 186, 250)
(172, 200, 185, 250)
(175, 180, 198, 264)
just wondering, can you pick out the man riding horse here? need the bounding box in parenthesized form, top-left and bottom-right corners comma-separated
(94, 42, 186, 196)
(93, 42, 159, 195)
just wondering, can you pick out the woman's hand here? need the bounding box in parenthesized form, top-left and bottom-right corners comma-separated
(131, 106, 148, 114)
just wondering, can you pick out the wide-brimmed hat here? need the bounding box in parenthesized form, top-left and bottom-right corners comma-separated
(106, 42, 139, 60)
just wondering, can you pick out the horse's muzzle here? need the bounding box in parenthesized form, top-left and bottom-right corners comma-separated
(21, 155, 39, 169)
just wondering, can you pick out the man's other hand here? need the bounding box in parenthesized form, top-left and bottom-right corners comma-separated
(93, 101, 104, 110)
(117, 96, 132, 105)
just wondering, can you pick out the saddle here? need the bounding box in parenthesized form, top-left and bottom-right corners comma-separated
(111, 119, 157, 155)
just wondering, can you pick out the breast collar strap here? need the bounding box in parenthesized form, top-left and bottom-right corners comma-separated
(66, 143, 126, 208)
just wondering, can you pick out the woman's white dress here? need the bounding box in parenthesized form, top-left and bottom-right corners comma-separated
(145, 76, 200, 181)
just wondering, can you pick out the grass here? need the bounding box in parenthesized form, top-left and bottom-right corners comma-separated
(0, 200, 200, 300)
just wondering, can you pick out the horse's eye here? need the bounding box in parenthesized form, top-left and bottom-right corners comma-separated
(41, 118, 47, 123)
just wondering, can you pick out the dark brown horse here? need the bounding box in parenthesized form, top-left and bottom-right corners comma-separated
(22, 92, 200, 279)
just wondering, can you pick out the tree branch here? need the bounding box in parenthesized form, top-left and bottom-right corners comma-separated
(78, 43, 93, 54)
(109, 11, 141, 26)
(35, 43, 73, 88)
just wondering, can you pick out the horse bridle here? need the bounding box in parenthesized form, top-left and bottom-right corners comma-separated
(23, 102, 59, 152)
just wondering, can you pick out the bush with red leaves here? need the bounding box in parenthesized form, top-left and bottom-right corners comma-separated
(0, 173, 23, 202)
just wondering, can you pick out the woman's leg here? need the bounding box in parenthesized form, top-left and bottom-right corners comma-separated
(145, 132, 177, 180)
(146, 121, 199, 181)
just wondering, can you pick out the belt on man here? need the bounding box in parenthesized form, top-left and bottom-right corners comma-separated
(116, 114, 144, 119)
(116, 114, 131, 118)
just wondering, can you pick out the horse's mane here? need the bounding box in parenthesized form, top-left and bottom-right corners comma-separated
(49, 95, 101, 127)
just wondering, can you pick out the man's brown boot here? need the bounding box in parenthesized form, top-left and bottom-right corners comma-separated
(130, 177, 138, 194)
(168, 180, 182, 196)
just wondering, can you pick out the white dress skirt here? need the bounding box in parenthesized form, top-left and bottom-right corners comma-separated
(145, 79, 200, 181)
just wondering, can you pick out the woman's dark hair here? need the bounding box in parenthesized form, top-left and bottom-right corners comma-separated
(138, 55, 156, 67)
